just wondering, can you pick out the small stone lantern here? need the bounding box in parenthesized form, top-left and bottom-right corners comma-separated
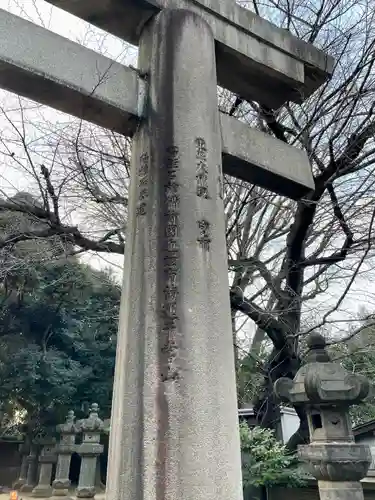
(52, 410, 78, 499)
(13, 440, 31, 489)
(274, 333, 372, 500)
(20, 442, 39, 492)
(31, 436, 57, 497)
(76, 403, 104, 499)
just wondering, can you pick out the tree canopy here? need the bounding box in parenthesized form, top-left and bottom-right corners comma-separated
(240, 422, 306, 499)
(0, 205, 120, 433)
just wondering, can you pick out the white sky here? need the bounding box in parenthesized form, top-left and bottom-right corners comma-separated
(4, 0, 137, 62)
(1, 0, 374, 344)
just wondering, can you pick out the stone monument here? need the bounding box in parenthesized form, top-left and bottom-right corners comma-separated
(76, 404, 104, 500)
(52, 411, 78, 500)
(0, 2, 334, 500)
(13, 440, 30, 490)
(20, 443, 39, 493)
(275, 333, 372, 500)
(31, 437, 57, 498)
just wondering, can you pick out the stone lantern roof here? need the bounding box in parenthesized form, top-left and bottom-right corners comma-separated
(56, 410, 76, 435)
(275, 333, 372, 496)
(275, 333, 370, 408)
(77, 404, 104, 434)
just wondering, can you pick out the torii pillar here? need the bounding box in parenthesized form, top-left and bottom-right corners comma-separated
(106, 9, 242, 500)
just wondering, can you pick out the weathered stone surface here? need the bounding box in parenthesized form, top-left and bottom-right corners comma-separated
(106, 9, 242, 500)
(299, 443, 371, 481)
(32, 440, 56, 498)
(220, 113, 314, 199)
(45, 0, 334, 107)
(20, 445, 39, 493)
(52, 411, 77, 500)
(76, 404, 104, 500)
(13, 442, 30, 490)
(13, 455, 29, 489)
(275, 334, 371, 500)
(0, 8, 146, 136)
(317, 481, 366, 500)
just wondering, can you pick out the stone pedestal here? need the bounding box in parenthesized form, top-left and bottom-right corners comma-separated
(94, 461, 104, 491)
(52, 411, 77, 500)
(20, 444, 39, 492)
(13, 441, 30, 489)
(31, 439, 56, 498)
(106, 8, 242, 500)
(275, 333, 372, 500)
(76, 404, 104, 499)
(318, 481, 365, 500)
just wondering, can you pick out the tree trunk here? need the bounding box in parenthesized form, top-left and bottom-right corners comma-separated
(252, 343, 310, 451)
(285, 404, 310, 452)
(252, 345, 298, 425)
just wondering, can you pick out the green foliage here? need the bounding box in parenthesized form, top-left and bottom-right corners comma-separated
(240, 422, 306, 489)
(343, 352, 375, 426)
(0, 257, 120, 431)
(329, 319, 375, 426)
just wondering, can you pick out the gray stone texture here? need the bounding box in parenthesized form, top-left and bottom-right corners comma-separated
(94, 460, 104, 491)
(13, 442, 30, 489)
(0, 8, 146, 136)
(31, 440, 57, 498)
(106, 9, 242, 500)
(44, 0, 334, 107)
(20, 444, 39, 493)
(52, 411, 77, 500)
(76, 404, 104, 500)
(275, 334, 371, 500)
(317, 481, 367, 500)
(220, 113, 314, 199)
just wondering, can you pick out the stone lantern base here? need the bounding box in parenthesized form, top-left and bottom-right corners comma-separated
(31, 485, 53, 498)
(317, 480, 367, 500)
(51, 479, 73, 500)
(20, 484, 37, 493)
(12, 479, 26, 490)
(76, 486, 96, 498)
(299, 443, 371, 482)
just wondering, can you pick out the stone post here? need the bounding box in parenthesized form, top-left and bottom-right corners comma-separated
(275, 333, 372, 500)
(13, 440, 30, 489)
(94, 460, 104, 491)
(106, 8, 242, 500)
(52, 411, 77, 499)
(76, 404, 104, 499)
(20, 443, 39, 492)
(31, 438, 57, 498)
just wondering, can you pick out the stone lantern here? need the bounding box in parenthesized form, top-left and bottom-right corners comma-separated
(31, 435, 57, 497)
(274, 333, 372, 500)
(76, 403, 104, 499)
(20, 442, 39, 492)
(52, 410, 78, 499)
(13, 439, 31, 489)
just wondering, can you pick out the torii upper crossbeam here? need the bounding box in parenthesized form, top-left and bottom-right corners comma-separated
(45, 0, 333, 108)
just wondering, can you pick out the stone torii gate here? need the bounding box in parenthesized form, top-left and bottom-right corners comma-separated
(0, 2, 333, 500)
